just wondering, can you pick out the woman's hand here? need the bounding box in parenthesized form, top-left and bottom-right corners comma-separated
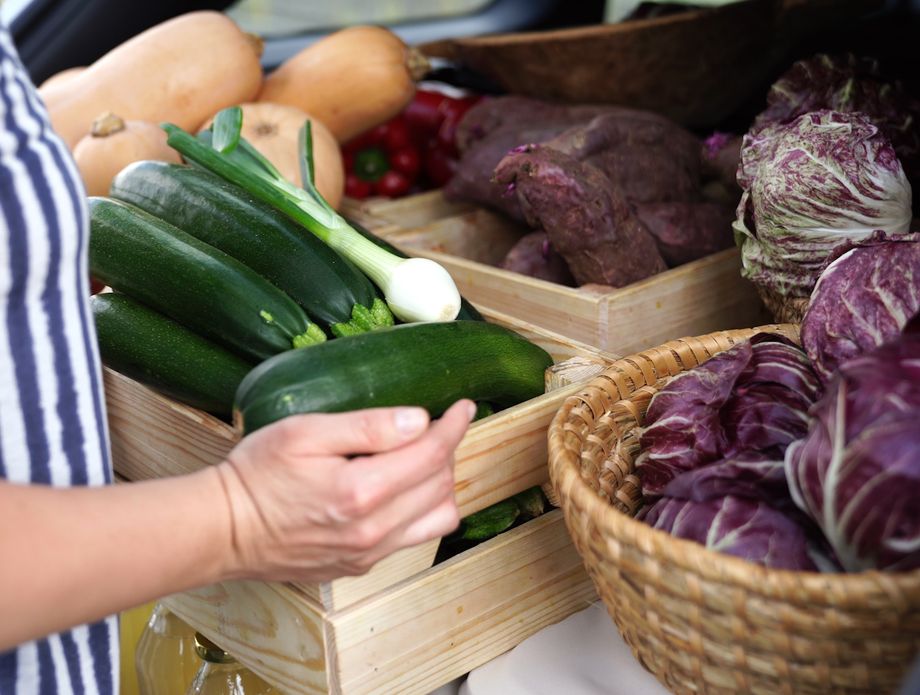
(215, 399, 476, 582)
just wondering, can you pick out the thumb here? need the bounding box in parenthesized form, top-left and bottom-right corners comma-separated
(270, 406, 434, 456)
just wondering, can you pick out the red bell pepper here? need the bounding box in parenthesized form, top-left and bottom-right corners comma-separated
(406, 89, 480, 186)
(342, 115, 421, 199)
(342, 88, 482, 199)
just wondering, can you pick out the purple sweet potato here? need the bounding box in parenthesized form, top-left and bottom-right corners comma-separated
(494, 145, 667, 287)
(454, 96, 614, 153)
(446, 98, 700, 220)
(635, 201, 736, 266)
(538, 111, 702, 205)
(445, 125, 582, 222)
(700, 132, 743, 193)
(500, 231, 577, 285)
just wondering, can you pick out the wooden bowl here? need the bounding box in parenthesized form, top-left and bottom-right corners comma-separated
(420, 0, 881, 129)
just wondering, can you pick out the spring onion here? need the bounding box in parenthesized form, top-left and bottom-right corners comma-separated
(162, 107, 461, 323)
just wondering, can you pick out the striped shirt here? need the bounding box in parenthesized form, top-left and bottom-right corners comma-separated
(0, 24, 118, 695)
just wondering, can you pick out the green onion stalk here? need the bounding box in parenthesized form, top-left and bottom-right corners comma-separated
(163, 107, 462, 324)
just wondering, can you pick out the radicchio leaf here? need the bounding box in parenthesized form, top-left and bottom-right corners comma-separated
(636, 341, 750, 495)
(638, 495, 836, 571)
(637, 334, 820, 497)
(785, 332, 920, 571)
(722, 337, 822, 458)
(753, 53, 920, 193)
(660, 454, 789, 506)
(801, 238, 920, 382)
(734, 111, 913, 303)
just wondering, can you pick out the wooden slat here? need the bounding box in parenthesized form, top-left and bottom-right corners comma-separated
(340, 190, 473, 230)
(104, 368, 236, 480)
(311, 540, 439, 611)
(401, 246, 770, 353)
(164, 510, 597, 695)
(330, 510, 596, 695)
(383, 209, 526, 266)
(164, 582, 330, 694)
(402, 247, 614, 347)
(449, 381, 583, 517)
(593, 247, 772, 354)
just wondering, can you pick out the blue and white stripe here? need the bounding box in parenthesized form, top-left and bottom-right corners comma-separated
(0, 24, 117, 695)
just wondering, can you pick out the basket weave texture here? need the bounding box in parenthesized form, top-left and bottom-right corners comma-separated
(547, 325, 920, 695)
(756, 285, 809, 325)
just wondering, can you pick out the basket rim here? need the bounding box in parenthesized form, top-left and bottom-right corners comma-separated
(547, 325, 920, 607)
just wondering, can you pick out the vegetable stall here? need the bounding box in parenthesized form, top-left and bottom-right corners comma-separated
(35, 0, 920, 692)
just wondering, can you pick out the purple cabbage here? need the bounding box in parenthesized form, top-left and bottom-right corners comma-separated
(785, 332, 920, 571)
(801, 237, 920, 382)
(637, 333, 821, 496)
(638, 495, 837, 571)
(660, 454, 790, 506)
(636, 340, 749, 493)
(722, 337, 822, 458)
(734, 111, 913, 303)
(753, 53, 920, 192)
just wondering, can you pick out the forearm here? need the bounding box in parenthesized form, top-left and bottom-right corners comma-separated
(0, 468, 231, 650)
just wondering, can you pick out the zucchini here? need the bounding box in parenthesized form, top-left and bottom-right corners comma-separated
(437, 486, 547, 562)
(348, 219, 485, 322)
(92, 293, 253, 418)
(234, 320, 552, 434)
(110, 161, 392, 336)
(88, 197, 326, 362)
(457, 499, 521, 541)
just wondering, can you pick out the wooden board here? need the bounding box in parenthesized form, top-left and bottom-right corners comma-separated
(345, 190, 472, 230)
(351, 193, 773, 354)
(108, 307, 611, 613)
(163, 509, 597, 695)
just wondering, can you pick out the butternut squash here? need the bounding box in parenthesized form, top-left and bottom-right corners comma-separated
(204, 102, 345, 209)
(74, 113, 181, 196)
(39, 11, 264, 149)
(38, 66, 85, 91)
(258, 25, 430, 143)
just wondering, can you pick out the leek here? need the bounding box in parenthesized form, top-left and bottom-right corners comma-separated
(163, 107, 461, 323)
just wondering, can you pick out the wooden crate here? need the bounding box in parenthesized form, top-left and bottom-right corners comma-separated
(161, 508, 594, 695)
(344, 191, 773, 354)
(109, 308, 609, 692)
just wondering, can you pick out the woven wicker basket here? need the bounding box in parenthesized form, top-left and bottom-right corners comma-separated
(547, 325, 920, 695)
(756, 285, 809, 325)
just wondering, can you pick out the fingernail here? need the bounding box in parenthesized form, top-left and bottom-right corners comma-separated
(395, 407, 428, 435)
(466, 401, 477, 422)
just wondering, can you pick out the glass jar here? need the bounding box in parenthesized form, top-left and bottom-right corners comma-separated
(135, 603, 200, 695)
(186, 633, 276, 695)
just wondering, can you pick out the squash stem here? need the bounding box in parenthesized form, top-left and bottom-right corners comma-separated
(292, 323, 328, 348)
(330, 299, 395, 337)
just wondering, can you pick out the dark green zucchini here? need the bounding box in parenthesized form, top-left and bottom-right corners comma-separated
(110, 161, 393, 337)
(92, 293, 253, 418)
(88, 197, 325, 362)
(234, 320, 552, 433)
(457, 499, 521, 541)
(347, 218, 486, 322)
(436, 486, 548, 562)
